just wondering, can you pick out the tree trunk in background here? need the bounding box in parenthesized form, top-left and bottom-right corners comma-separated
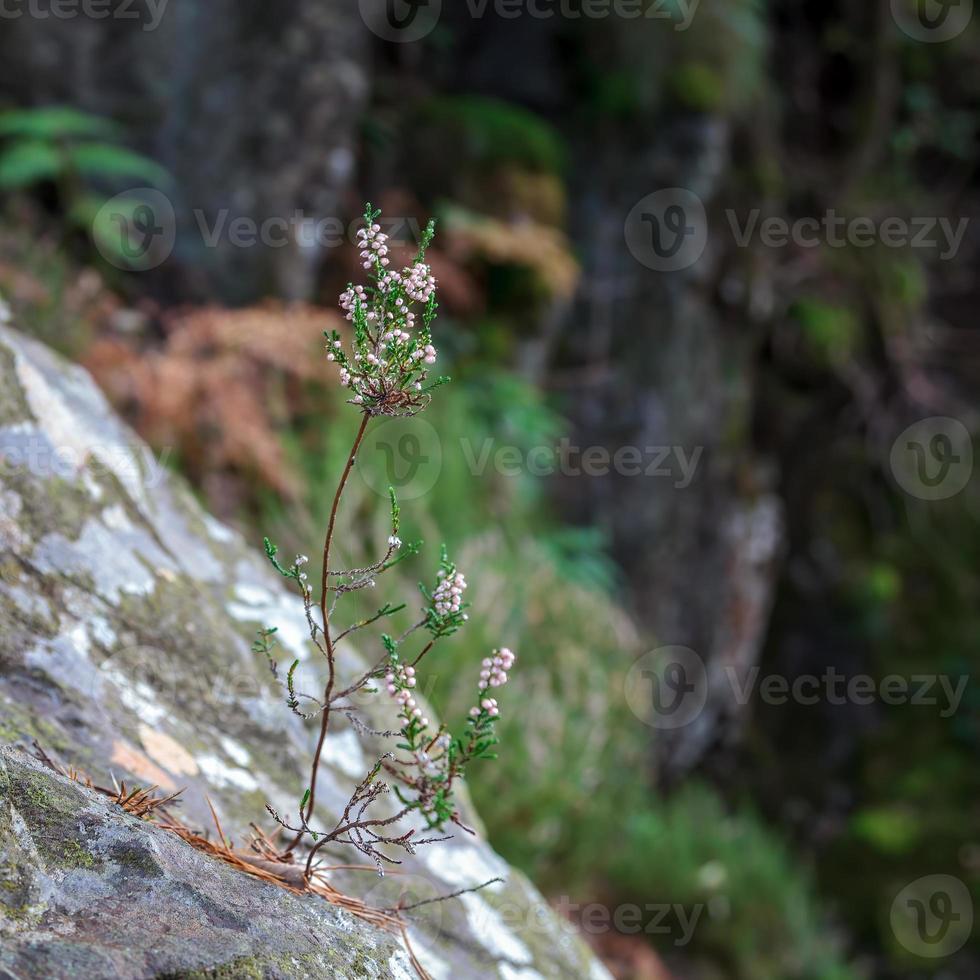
(562, 115, 784, 781)
(0, 0, 369, 303)
(0, 4, 786, 780)
(417, 5, 786, 782)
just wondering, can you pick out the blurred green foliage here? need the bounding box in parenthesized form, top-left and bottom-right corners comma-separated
(0, 106, 169, 267)
(791, 299, 862, 367)
(5, 4, 980, 969)
(260, 367, 642, 887)
(414, 96, 567, 174)
(610, 785, 857, 979)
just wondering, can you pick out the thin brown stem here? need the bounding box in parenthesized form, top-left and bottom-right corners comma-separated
(285, 411, 371, 854)
(409, 641, 434, 668)
(390, 878, 504, 913)
(305, 805, 414, 877)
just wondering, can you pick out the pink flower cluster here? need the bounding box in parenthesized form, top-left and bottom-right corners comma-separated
(482, 647, 515, 688)
(469, 648, 516, 718)
(386, 662, 429, 730)
(433, 567, 467, 617)
(358, 223, 390, 269)
(402, 262, 437, 304)
(339, 284, 367, 320)
(327, 213, 441, 414)
(469, 697, 499, 719)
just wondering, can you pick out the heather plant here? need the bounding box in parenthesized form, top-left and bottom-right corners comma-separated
(258, 205, 516, 879)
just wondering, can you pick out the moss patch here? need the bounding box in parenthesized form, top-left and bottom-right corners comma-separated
(0, 697, 81, 759)
(155, 957, 266, 980)
(1, 465, 98, 546)
(0, 575, 59, 667)
(0, 763, 42, 922)
(6, 765, 101, 872)
(59, 839, 96, 869)
(153, 947, 391, 980)
(0, 344, 33, 426)
(108, 840, 165, 879)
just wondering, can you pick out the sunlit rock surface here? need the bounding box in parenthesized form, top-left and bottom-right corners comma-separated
(0, 326, 609, 980)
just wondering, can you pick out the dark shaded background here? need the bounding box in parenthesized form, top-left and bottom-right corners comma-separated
(1, 0, 979, 976)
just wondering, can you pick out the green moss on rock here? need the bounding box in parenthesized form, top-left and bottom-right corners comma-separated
(1, 465, 98, 546)
(6, 765, 100, 871)
(0, 698, 80, 758)
(108, 840, 166, 878)
(155, 956, 266, 980)
(59, 839, 96, 869)
(0, 344, 33, 426)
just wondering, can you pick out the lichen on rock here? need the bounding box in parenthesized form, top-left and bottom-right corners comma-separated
(0, 326, 608, 979)
(0, 747, 410, 979)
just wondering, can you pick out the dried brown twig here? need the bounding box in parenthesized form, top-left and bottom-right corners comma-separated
(31, 743, 498, 980)
(32, 741, 183, 819)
